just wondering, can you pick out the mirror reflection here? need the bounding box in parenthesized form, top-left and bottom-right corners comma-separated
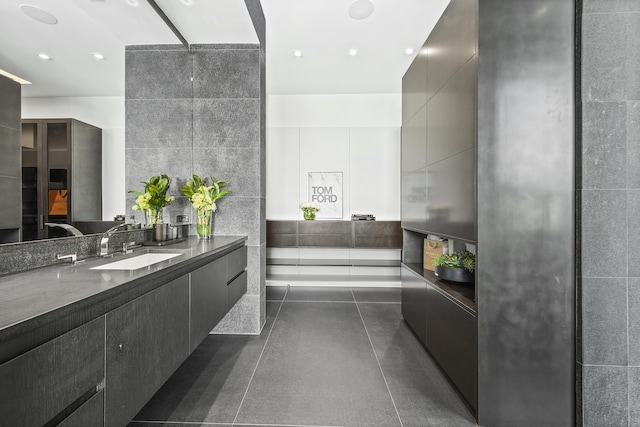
(0, 0, 179, 243)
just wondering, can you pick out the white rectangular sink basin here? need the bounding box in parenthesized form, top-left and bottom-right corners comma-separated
(91, 253, 182, 270)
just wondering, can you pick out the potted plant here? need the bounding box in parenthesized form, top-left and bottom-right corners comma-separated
(432, 250, 475, 283)
(299, 202, 319, 220)
(181, 175, 230, 239)
(129, 174, 174, 226)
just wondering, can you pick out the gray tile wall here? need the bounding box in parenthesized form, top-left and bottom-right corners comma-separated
(580, 2, 640, 424)
(0, 75, 22, 238)
(124, 5, 266, 335)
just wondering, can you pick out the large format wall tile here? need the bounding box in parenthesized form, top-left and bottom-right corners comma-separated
(193, 48, 260, 99)
(582, 277, 628, 365)
(628, 102, 640, 188)
(582, 365, 628, 427)
(631, 368, 640, 427)
(581, 13, 628, 102)
(193, 99, 260, 147)
(125, 49, 192, 100)
(125, 100, 192, 148)
(582, 102, 627, 189)
(628, 14, 640, 100)
(583, 0, 627, 13)
(581, 190, 627, 277)
(192, 147, 260, 198)
(125, 148, 192, 198)
(629, 278, 640, 366)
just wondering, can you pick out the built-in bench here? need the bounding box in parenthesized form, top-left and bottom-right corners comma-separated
(267, 220, 402, 286)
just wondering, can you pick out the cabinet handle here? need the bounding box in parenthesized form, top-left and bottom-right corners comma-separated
(39, 215, 44, 230)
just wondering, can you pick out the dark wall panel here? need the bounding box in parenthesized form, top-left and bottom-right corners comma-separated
(476, 0, 575, 425)
(425, 148, 475, 241)
(426, 0, 477, 101)
(402, 46, 428, 125)
(401, 104, 428, 172)
(427, 57, 477, 166)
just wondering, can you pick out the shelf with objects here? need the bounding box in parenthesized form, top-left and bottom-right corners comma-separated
(266, 220, 402, 286)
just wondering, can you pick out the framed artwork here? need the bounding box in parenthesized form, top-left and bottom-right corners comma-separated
(308, 172, 343, 219)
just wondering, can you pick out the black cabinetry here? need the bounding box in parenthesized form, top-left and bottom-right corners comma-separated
(0, 317, 105, 426)
(105, 275, 190, 427)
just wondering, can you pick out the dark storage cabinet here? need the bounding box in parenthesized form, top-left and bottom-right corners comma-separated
(401, 265, 427, 346)
(21, 119, 102, 241)
(426, 283, 477, 407)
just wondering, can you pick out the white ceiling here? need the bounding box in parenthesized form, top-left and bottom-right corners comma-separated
(0, 0, 450, 98)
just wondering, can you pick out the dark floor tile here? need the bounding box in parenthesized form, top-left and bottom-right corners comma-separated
(133, 302, 281, 424)
(234, 302, 401, 427)
(357, 303, 476, 427)
(285, 286, 355, 302)
(266, 285, 287, 301)
(129, 423, 224, 426)
(351, 286, 401, 303)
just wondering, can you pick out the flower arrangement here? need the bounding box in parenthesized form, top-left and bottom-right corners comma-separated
(300, 202, 319, 220)
(181, 174, 230, 238)
(129, 174, 174, 225)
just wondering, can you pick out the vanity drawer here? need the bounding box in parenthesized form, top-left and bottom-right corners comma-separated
(226, 245, 248, 281)
(228, 270, 248, 309)
(0, 316, 105, 426)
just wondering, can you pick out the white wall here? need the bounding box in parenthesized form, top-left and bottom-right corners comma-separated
(267, 94, 402, 221)
(22, 96, 125, 220)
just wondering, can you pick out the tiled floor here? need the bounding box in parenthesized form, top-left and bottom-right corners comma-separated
(129, 286, 476, 427)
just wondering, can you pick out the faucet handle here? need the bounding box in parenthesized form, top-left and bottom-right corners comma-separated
(57, 253, 77, 264)
(123, 241, 137, 254)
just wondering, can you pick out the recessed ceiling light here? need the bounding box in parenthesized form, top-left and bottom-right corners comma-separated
(0, 69, 31, 85)
(349, 49, 358, 56)
(125, 0, 140, 6)
(404, 48, 415, 55)
(20, 4, 58, 25)
(293, 50, 302, 57)
(348, 0, 374, 20)
(92, 53, 106, 60)
(180, 0, 193, 5)
(38, 53, 51, 60)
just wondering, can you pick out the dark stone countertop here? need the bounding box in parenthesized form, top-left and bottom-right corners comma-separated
(0, 236, 247, 362)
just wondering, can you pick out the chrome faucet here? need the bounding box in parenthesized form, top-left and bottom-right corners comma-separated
(100, 224, 126, 256)
(57, 253, 77, 264)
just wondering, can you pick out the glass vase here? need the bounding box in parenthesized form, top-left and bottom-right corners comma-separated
(145, 207, 163, 227)
(303, 210, 316, 220)
(196, 208, 213, 239)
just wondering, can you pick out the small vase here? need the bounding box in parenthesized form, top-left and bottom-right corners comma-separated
(303, 211, 316, 221)
(145, 207, 163, 227)
(196, 208, 213, 239)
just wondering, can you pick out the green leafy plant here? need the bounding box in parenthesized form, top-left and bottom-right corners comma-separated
(180, 175, 230, 212)
(129, 174, 174, 224)
(180, 175, 230, 238)
(433, 250, 475, 273)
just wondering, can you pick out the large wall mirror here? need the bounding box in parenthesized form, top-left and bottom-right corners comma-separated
(0, 0, 179, 243)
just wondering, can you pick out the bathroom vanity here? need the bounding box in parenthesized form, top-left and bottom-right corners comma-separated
(0, 235, 247, 427)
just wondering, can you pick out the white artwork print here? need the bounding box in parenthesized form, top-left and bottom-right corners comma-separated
(308, 172, 343, 219)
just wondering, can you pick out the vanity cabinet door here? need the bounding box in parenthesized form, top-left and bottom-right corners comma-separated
(105, 275, 189, 427)
(401, 264, 427, 346)
(190, 256, 227, 352)
(426, 283, 477, 409)
(58, 390, 104, 427)
(0, 316, 105, 426)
